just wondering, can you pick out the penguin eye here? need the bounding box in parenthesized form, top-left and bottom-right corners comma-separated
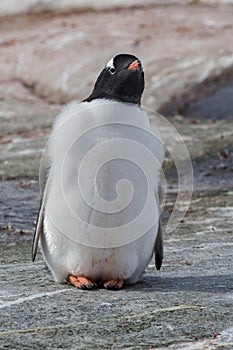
(109, 67, 116, 75)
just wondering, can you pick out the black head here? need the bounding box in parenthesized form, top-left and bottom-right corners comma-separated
(84, 54, 144, 105)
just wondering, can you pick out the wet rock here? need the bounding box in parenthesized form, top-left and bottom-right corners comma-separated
(0, 180, 39, 244)
(159, 77, 233, 121)
(180, 82, 233, 121)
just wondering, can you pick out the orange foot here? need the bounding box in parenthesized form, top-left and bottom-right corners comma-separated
(68, 275, 97, 290)
(103, 279, 124, 290)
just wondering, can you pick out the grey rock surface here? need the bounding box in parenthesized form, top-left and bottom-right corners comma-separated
(0, 3, 233, 349)
(1, 191, 233, 349)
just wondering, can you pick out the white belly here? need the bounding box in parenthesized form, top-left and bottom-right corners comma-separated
(39, 100, 164, 283)
(41, 214, 158, 284)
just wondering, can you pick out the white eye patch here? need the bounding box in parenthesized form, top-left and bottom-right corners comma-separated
(106, 57, 114, 69)
(105, 57, 116, 74)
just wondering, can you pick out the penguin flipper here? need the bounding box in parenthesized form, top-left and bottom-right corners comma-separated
(32, 199, 45, 262)
(154, 183, 164, 270)
(154, 218, 163, 270)
(32, 151, 51, 262)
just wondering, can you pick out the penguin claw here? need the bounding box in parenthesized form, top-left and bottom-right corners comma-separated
(103, 279, 124, 290)
(68, 275, 97, 290)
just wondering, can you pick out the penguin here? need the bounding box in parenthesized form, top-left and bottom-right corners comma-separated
(32, 54, 164, 290)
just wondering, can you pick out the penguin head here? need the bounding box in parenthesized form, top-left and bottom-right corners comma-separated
(84, 54, 144, 105)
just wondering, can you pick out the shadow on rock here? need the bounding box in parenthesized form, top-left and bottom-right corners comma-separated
(131, 274, 233, 293)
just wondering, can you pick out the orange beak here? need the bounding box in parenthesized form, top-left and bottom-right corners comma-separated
(127, 60, 141, 70)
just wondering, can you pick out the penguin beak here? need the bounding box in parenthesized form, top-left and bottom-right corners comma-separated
(127, 60, 142, 71)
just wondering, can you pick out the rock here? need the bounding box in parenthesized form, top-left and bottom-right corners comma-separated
(1, 193, 233, 349)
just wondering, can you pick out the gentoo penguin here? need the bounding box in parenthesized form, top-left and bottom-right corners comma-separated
(32, 54, 164, 290)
